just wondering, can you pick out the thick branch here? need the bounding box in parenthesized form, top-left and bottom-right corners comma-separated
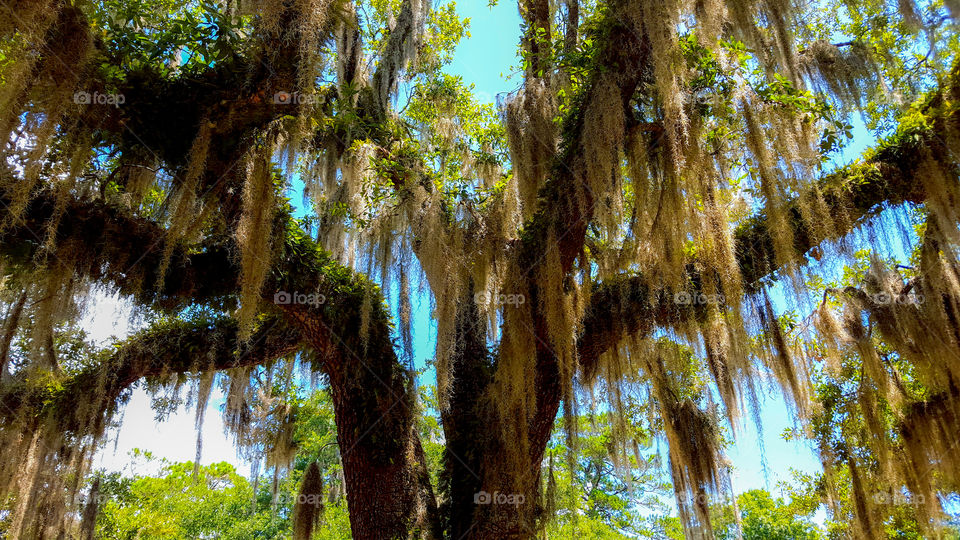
(77, 3, 324, 185)
(457, 10, 653, 536)
(516, 8, 649, 276)
(563, 0, 579, 60)
(0, 188, 239, 310)
(274, 261, 442, 538)
(0, 315, 301, 433)
(512, 4, 651, 464)
(0, 200, 441, 536)
(577, 61, 960, 377)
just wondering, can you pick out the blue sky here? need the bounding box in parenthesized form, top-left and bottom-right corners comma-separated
(446, 0, 524, 103)
(95, 0, 882, 514)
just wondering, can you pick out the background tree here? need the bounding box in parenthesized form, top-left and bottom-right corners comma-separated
(766, 246, 960, 539)
(94, 458, 295, 540)
(90, 390, 353, 540)
(711, 489, 823, 540)
(2, 0, 960, 538)
(540, 404, 675, 537)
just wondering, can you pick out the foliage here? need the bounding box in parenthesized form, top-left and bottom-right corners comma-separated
(86, 0, 250, 79)
(94, 388, 352, 539)
(95, 458, 286, 539)
(94, 455, 354, 539)
(713, 489, 823, 540)
(542, 410, 673, 537)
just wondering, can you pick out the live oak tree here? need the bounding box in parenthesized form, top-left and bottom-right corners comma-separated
(3, 0, 960, 538)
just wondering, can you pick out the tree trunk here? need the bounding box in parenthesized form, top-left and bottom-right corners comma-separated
(0, 289, 27, 381)
(440, 286, 563, 539)
(440, 289, 495, 539)
(283, 307, 441, 539)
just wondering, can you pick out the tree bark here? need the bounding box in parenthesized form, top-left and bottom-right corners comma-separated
(439, 287, 495, 539)
(280, 301, 441, 539)
(0, 289, 27, 381)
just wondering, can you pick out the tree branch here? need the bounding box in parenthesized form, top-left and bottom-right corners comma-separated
(0, 314, 301, 433)
(510, 5, 651, 473)
(577, 60, 960, 377)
